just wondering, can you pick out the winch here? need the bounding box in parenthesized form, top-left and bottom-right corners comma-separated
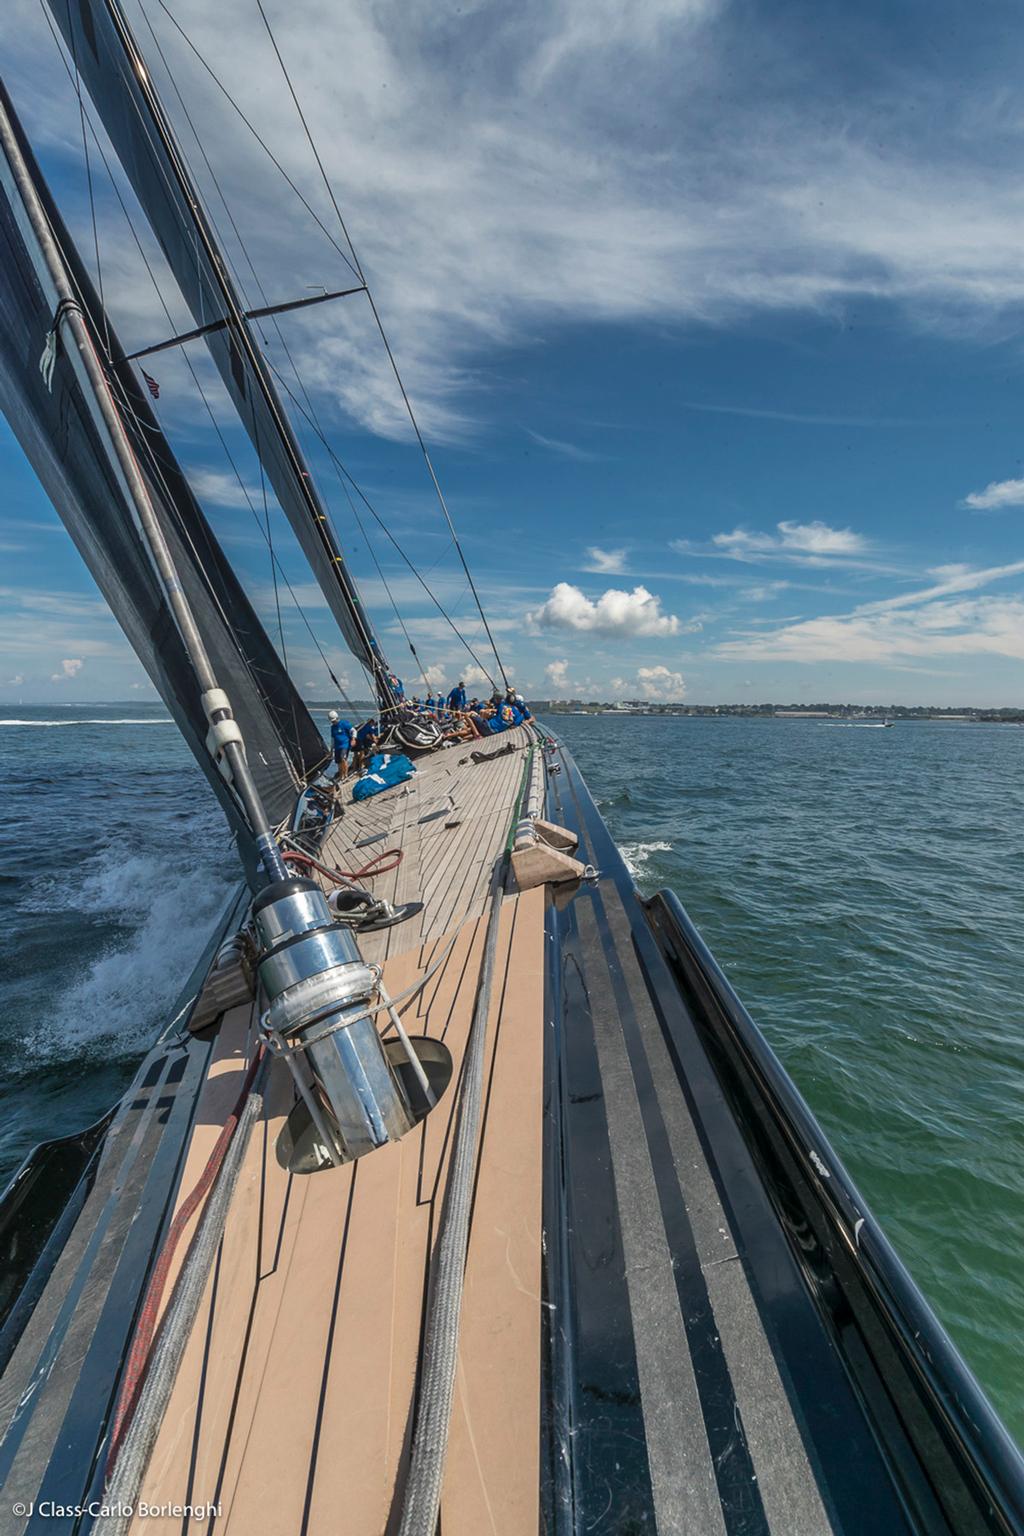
(252, 877, 414, 1163)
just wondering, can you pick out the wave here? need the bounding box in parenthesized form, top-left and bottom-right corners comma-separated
(22, 826, 235, 1059)
(0, 718, 174, 727)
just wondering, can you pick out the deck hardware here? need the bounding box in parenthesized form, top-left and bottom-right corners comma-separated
(253, 877, 414, 1164)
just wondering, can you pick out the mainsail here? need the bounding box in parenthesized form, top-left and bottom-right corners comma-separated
(0, 80, 326, 859)
(51, 0, 399, 710)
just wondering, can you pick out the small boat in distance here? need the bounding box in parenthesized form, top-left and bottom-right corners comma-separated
(0, 4, 1021, 1532)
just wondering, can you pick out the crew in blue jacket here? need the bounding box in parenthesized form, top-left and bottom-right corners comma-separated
(328, 709, 354, 779)
(353, 716, 379, 771)
(447, 680, 467, 712)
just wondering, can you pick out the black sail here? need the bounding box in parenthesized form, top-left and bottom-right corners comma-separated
(51, 0, 397, 707)
(0, 81, 327, 862)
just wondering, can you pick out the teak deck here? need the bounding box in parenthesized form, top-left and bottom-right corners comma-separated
(128, 728, 544, 1535)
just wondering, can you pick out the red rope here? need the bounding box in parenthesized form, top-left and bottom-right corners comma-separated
(283, 846, 403, 883)
(107, 1048, 263, 1469)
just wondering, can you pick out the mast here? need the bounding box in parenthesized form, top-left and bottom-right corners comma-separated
(51, 0, 400, 712)
(0, 85, 288, 885)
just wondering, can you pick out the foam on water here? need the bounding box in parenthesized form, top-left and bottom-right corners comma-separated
(49, 845, 233, 1058)
(621, 839, 672, 885)
(18, 817, 235, 1060)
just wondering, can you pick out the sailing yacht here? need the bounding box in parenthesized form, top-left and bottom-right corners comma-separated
(1, 4, 1023, 1534)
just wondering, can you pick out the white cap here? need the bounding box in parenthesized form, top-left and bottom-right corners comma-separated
(328, 709, 339, 721)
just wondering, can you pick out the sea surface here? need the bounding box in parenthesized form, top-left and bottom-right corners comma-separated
(0, 704, 1021, 1443)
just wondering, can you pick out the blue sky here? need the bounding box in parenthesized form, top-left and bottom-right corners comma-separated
(3, 0, 1024, 705)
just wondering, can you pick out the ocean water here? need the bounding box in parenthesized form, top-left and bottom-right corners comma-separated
(0, 705, 1020, 1443)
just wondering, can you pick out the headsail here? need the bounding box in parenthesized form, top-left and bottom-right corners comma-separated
(0, 79, 326, 862)
(51, 0, 399, 710)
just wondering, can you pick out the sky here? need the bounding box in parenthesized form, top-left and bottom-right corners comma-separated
(3, 0, 1024, 706)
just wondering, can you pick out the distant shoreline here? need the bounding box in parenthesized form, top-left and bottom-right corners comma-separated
(2, 699, 1022, 724)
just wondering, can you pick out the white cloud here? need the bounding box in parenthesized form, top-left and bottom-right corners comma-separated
(961, 477, 1024, 511)
(422, 663, 447, 688)
(6, 675, 24, 687)
(711, 521, 867, 562)
(716, 561, 1024, 665)
(189, 467, 264, 510)
(527, 430, 602, 462)
(545, 658, 571, 695)
(583, 546, 628, 574)
(527, 582, 681, 636)
(636, 665, 687, 699)
(51, 658, 84, 681)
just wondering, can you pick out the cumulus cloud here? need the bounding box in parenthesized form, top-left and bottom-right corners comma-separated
(527, 582, 681, 636)
(961, 478, 1024, 511)
(51, 658, 84, 681)
(422, 663, 447, 688)
(583, 547, 628, 574)
(6, 675, 24, 687)
(715, 561, 1024, 664)
(710, 521, 867, 562)
(633, 665, 687, 699)
(544, 658, 572, 695)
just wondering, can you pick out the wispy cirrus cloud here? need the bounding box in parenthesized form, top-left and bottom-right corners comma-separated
(526, 430, 604, 462)
(9, 0, 1024, 447)
(582, 546, 628, 573)
(674, 520, 870, 568)
(715, 560, 1024, 665)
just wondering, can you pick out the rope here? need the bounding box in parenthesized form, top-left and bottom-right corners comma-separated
(106, 1048, 264, 1470)
(282, 845, 403, 883)
(396, 859, 507, 1536)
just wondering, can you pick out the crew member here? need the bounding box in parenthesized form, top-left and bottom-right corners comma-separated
(328, 709, 354, 779)
(353, 715, 379, 771)
(447, 679, 467, 713)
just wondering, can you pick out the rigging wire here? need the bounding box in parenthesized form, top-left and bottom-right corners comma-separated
(129, 0, 390, 706)
(152, 0, 362, 282)
(36, 1, 362, 713)
(263, 354, 499, 689)
(126, 5, 380, 707)
(143, 1, 437, 699)
(151, 0, 508, 692)
(252, 0, 510, 691)
(65, 0, 111, 359)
